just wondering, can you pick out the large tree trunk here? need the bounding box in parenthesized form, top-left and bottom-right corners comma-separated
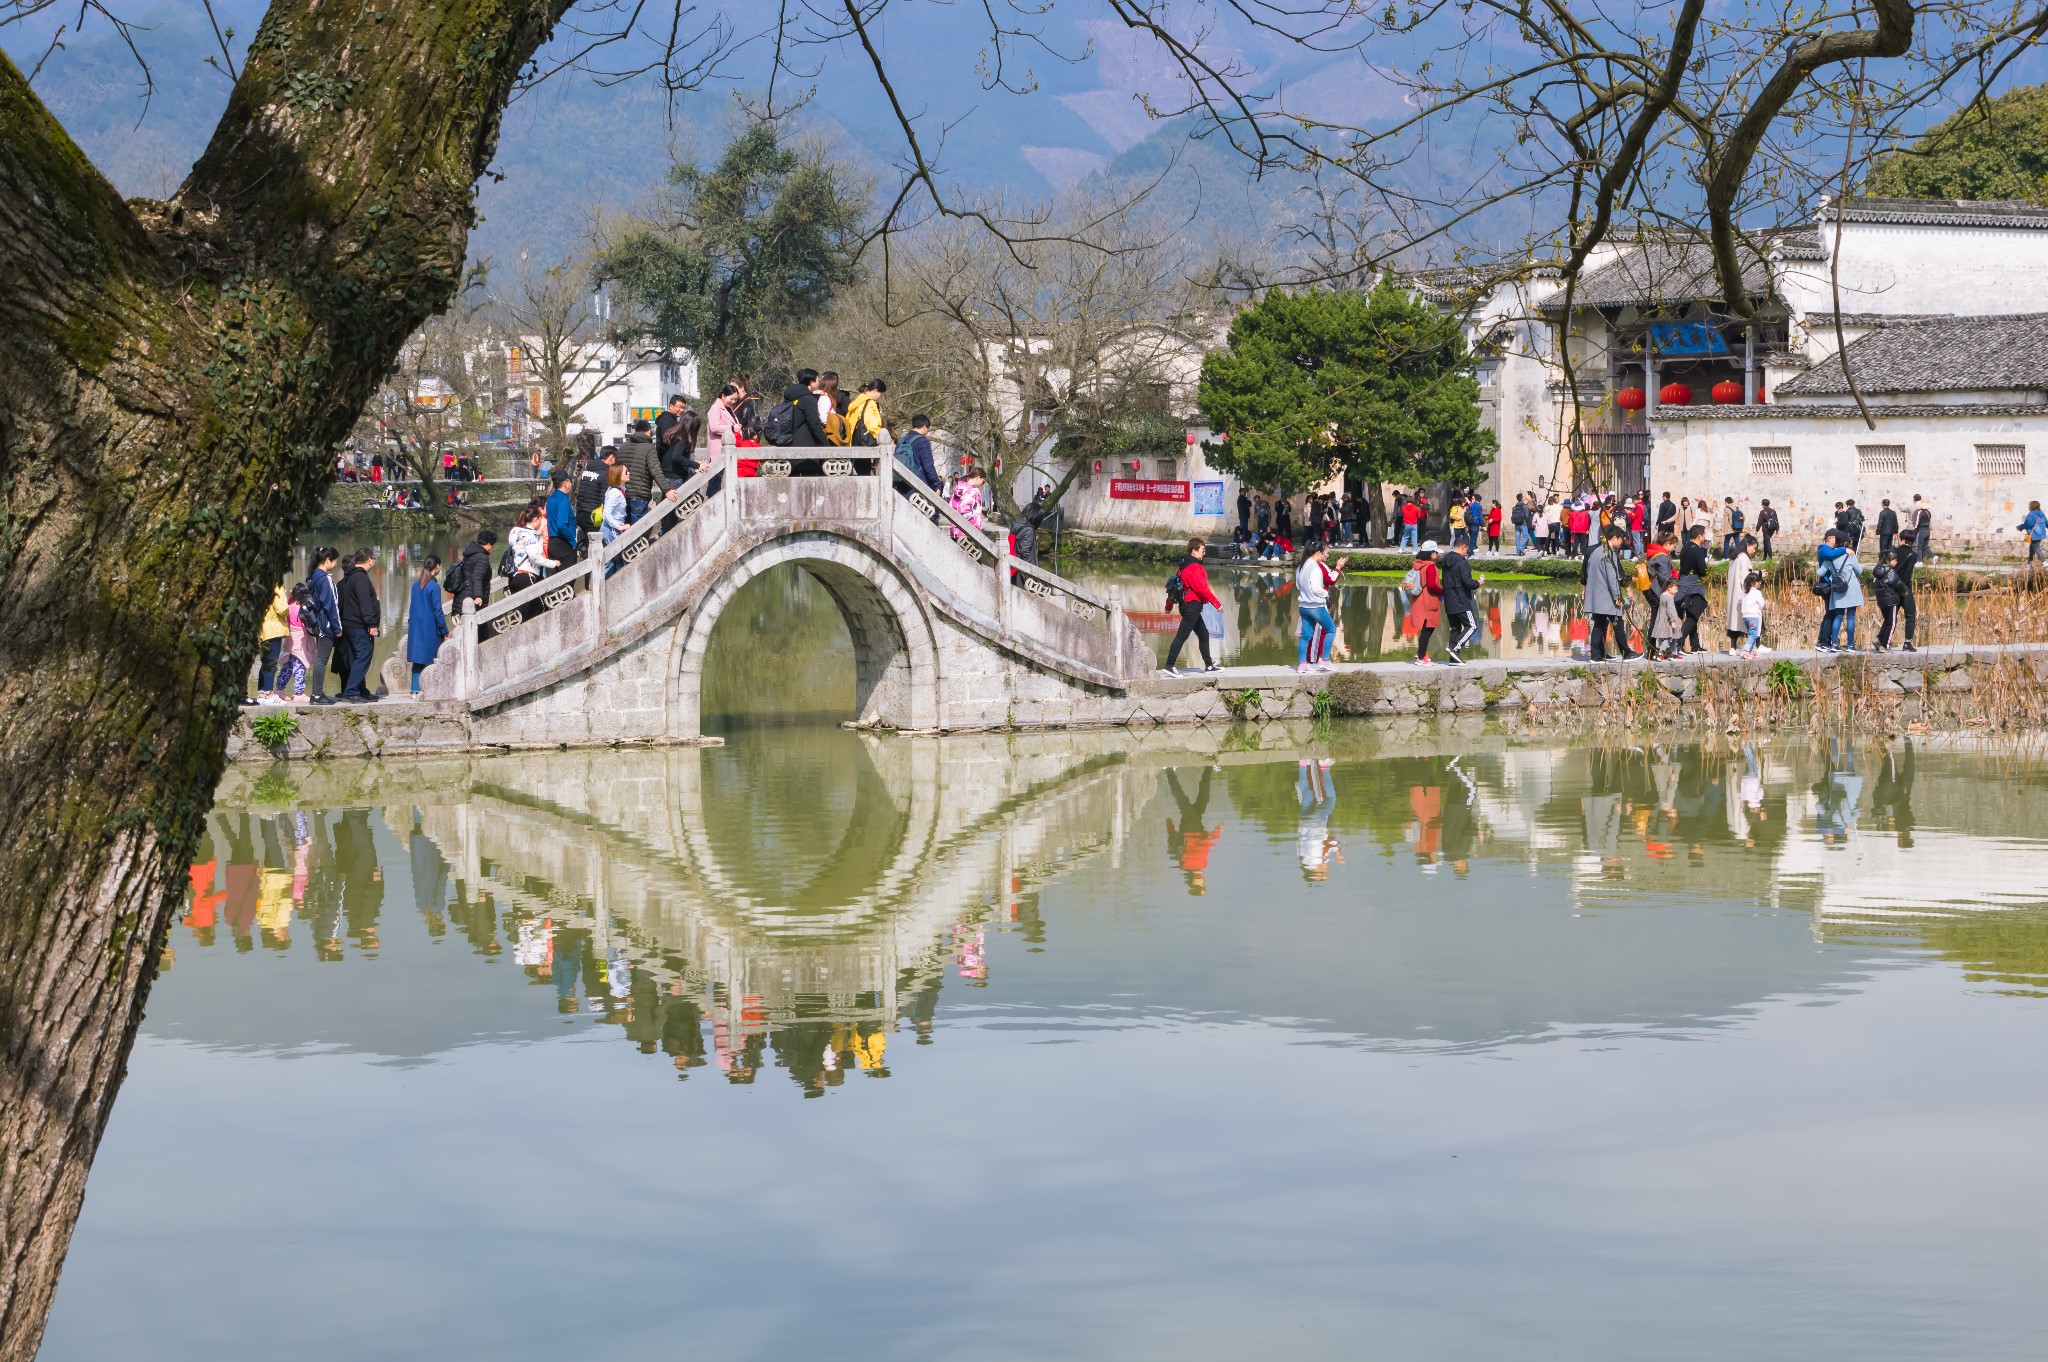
(0, 6, 567, 1354)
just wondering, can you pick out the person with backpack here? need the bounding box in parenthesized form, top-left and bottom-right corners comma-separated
(1814, 529, 1864, 651)
(450, 531, 496, 614)
(1010, 492, 1049, 567)
(895, 414, 940, 488)
(303, 547, 343, 705)
(843, 380, 887, 447)
(1844, 498, 1866, 551)
(1756, 499, 1779, 558)
(506, 501, 559, 596)
(1509, 493, 1531, 556)
(1162, 539, 1224, 675)
(1875, 542, 1919, 652)
(1406, 542, 1445, 666)
(1294, 544, 1346, 673)
(574, 446, 614, 537)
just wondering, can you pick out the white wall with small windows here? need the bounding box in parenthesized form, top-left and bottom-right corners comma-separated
(1653, 408, 2048, 558)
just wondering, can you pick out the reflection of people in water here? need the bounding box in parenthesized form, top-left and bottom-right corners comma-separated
(1164, 767, 1224, 896)
(1440, 757, 1480, 877)
(1870, 742, 1915, 849)
(410, 811, 451, 936)
(1408, 778, 1442, 869)
(1297, 759, 1343, 881)
(1812, 742, 1863, 848)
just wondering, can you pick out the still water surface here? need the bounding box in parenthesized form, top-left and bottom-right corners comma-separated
(39, 719, 2048, 1360)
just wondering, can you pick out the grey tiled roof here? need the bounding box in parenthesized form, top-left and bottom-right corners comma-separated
(1828, 196, 2048, 229)
(1542, 236, 1779, 311)
(1776, 314, 2048, 396)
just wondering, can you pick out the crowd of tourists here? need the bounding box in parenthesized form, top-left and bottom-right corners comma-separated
(259, 365, 1089, 701)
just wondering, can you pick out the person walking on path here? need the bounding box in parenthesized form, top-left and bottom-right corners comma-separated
(1009, 492, 1049, 567)
(1408, 542, 1446, 666)
(1876, 498, 1899, 559)
(1723, 534, 1756, 651)
(272, 584, 312, 703)
(1486, 499, 1503, 552)
(337, 548, 381, 702)
(600, 466, 631, 575)
(1757, 499, 1779, 559)
(617, 420, 680, 522)
(248, 582, 291, 705)
(1650, 578, 1682, 659)
(895, 414, 939, 488)
(545, 471, 580, 567)
(1531, 498, 1551, 556)
(1582, 525, 1637, 662)
(453, 531, 496, 614)
(1439, 536, 1483, 664)
(1655, 490, 1677, 545)
(1295, 544, 1346, 673)
(1643, 538, 1674, 620)
(304, 548, 342, 705)
(1815, 531, 1865, 651)
(1911, 495, 1933, 560)
(2019, 500, 2048, 565)
(1875, 543, 1920, 652)
(506, 501, 559, 597)
(1737, 572, 1766, 658)
(406, 555, 449, 693)
(1676, 526, 1711, 653)
(574, 446, 615, 537)
(1399, 494, 1422, 548)
(1163, 538, 1224, 675)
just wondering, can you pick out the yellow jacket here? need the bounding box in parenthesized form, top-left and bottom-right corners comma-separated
(844, 391, 885, 446)
(260, 585, 291, 641)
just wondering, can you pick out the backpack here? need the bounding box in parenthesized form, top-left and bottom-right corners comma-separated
(1511, 501, 1529, 527)
(1632, 558, 1652, 593)
(442, 560, 463, 596)
(498, 545, 517, 580)
(1874, 561, 1899, 590)
(762, 399, 800, 447)
(1811, 560, 1837, 598)
(1731, 508, 1745, 531)
(1400, 565, 1423, 593)
(1164, 566, 1189, 608)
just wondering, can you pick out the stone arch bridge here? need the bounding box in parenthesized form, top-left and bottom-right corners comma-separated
(417, 455, 1155, 743)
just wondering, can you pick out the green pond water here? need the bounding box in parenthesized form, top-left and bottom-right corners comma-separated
(105, 542, 2048, 1360)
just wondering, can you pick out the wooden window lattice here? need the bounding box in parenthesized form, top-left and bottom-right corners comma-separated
(1857, 444, 1906, 476)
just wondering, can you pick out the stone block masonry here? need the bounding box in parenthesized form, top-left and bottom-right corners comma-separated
(226, 641, 2048, 761)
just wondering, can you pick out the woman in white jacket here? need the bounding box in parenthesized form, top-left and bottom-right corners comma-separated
(1295, 545, 1348, 672)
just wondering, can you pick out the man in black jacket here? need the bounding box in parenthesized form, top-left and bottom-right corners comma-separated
(788, 369, 829, 447)
(654, 395, 700, 481)
(1844, 498, 1866, 550)
(575, 447, 615, 532)
(1655, 491, 1677, 544)
(337, 548, 382, 701)
(1010, 494, 1049, 566)
(1757, 499, 1779, 558)
(1876, 498, 1899, 557)
(455, 531, 497, 615)
(616, 421, 676, 520)
(1439, 538, 1483, 663)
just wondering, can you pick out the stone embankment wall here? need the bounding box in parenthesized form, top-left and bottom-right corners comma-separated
(226, 642, 2048, 761)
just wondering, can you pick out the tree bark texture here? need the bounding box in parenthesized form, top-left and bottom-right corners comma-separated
(0, 5, 569, 1355)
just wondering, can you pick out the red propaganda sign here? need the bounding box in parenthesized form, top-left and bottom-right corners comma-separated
(1110, 478, 1190, 502)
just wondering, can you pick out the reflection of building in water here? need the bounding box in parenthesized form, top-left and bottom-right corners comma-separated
(188, 734, 1141, 1095)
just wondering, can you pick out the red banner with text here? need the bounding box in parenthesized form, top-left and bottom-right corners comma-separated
(1109, 479, 1190, 502)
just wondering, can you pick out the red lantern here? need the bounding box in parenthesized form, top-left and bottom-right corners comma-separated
(1711, 379, 1745, 405)
(1756, 386, 1767, 403)
(1615, 387, 1647, 411)
(1659, 382, 1694, 406)
(1185, 432, 1198, 444)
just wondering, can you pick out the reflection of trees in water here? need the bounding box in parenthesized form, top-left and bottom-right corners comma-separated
(701, 563, 856, 726)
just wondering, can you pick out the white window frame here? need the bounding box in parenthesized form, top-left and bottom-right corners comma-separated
(1857, 444, 1906, 477)
(1976, 444, 2026, 476)
(1749, 445, 1792, 476)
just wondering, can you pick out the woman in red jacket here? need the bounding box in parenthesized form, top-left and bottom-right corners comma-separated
(1163, 538, 1224, 674)
(1409, 541, 1445, 665)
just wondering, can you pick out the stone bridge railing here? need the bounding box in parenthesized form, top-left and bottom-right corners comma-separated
(417, 447, 1140, 714)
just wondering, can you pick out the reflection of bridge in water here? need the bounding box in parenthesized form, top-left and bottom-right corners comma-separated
(207, 731, 1155, 1091)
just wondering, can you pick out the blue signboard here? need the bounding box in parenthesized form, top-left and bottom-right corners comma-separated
(1647, 320, 1729, 355)
(1191, 480, 1228, 517)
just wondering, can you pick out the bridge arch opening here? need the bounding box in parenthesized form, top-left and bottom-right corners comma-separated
(679, 532, 941, 739)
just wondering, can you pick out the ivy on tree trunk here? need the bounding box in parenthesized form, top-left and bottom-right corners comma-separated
(0, 5, 571, 1353)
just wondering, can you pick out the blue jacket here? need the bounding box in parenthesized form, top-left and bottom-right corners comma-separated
(1817, 543, 1864, 608)
(546, 488, 580, 546)
(2021, 508, 2047, 541)
(304, 567, 342, 638)
(896, 430, 939, 488)
(405, 579, 449, 666)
